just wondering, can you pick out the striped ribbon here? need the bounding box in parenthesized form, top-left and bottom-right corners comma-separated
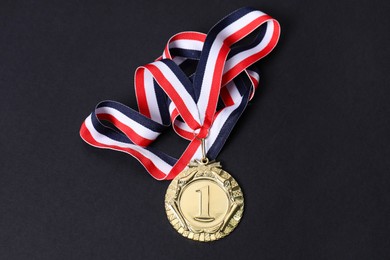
(80, 7, 281, 180)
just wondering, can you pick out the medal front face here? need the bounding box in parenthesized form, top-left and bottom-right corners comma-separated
(165, 160, 244, 242)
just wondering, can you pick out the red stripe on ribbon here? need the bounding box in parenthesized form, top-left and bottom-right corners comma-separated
(134, 68, 151, 118)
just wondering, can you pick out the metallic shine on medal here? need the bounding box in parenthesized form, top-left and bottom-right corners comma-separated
(80, 7, 280, 242)
(165, 140, 244, 242)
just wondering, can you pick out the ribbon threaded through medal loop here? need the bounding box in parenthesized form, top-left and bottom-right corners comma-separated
(79, 7, 281, 180)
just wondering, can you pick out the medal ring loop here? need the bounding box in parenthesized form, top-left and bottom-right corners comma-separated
(199, 157, 209, 165)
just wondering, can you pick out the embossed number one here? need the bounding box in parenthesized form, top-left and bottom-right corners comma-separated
(195, 185, 214, 221)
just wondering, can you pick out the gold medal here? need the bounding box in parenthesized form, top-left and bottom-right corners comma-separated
(165, 140, 244, 242)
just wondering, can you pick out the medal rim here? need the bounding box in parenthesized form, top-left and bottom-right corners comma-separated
(164, 160, 244, 242)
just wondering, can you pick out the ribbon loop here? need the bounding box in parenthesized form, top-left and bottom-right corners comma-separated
(80, 7, 280, 180)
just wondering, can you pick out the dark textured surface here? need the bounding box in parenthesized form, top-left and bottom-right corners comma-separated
(1, 1, 390, 259)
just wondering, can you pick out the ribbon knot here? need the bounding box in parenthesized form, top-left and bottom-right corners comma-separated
(193, 127, 209, 140)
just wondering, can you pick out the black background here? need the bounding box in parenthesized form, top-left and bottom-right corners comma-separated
(1, 0, 390, 259)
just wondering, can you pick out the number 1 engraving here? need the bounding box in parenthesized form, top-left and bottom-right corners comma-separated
(194, 185, 215, 222)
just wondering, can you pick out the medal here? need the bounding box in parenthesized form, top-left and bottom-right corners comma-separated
(80, 7, 280, 242)
(165, 139, 244, 241)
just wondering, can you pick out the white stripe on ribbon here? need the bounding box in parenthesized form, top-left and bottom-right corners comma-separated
(169, 39, 204, 51)
(95, 106, 160, 140)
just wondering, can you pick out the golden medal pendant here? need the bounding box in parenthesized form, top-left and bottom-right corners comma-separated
(164, 139, 244, 242)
